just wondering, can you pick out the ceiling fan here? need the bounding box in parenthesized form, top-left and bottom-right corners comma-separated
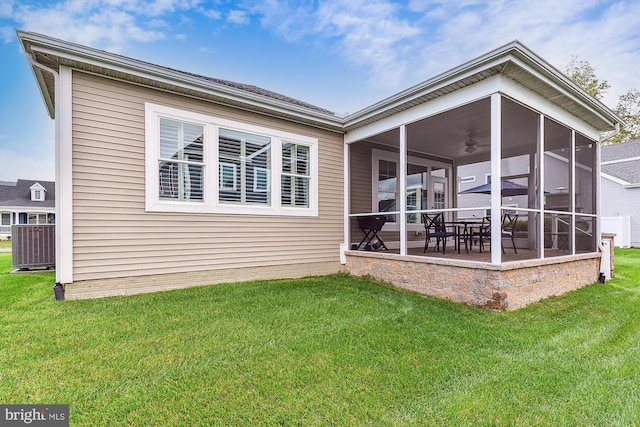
(462, 137, 488, 154)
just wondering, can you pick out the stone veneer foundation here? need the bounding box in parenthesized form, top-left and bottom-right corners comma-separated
(344, 251, 601, 310)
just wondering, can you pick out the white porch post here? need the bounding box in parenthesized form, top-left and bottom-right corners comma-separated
(570, 130, 576, 254)
(595, 136, 602, 247)
(399, 124, 407, 256)
(537, 114, 545, 258)
(342, 141, 350, 263)
(490, 93, 502, 264)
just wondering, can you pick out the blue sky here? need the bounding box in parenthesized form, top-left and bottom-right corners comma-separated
(1, 0, 639, 182)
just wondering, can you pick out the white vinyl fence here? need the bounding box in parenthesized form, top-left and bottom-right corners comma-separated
(601, 216, 631, 248)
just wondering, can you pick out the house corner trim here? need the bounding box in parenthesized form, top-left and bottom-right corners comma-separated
(56, 66, 73, 283)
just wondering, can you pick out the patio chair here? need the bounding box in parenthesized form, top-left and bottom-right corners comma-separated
(355, 215, 388, 251)
(501, 213, 518, 253)
(422, 213, 457, 254)
(472, 216, 492, 253)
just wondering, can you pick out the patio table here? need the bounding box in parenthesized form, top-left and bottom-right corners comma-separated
(446, 220, 485, 254)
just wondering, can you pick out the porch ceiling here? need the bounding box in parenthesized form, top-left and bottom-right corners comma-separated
(362, 97, 541, 165)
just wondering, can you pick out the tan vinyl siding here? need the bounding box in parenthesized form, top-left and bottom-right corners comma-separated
(71, 71, 344, 283)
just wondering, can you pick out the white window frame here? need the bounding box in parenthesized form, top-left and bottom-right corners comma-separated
(253, 167, 270, 193)
(371, 148, 452, 231)
(219, 162, 237, 191)
(145, 103, 318, 216)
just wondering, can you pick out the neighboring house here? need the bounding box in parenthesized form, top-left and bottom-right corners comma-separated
(18, 31, 622, 308)
(600, 140, 640, 247)
(0, 179, 55, 238)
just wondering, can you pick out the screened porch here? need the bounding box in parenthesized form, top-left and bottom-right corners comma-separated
(346, 94, 599, 264)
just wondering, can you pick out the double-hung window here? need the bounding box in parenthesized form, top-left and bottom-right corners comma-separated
(218, 128, 272, 206)
(282, 142, 310, 208)
(145, 103, 318, 216)
(158, 118, 204, 202)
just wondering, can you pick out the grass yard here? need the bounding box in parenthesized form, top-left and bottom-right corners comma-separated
(1, 250, 640, 426)
(0, 238, 11, 249)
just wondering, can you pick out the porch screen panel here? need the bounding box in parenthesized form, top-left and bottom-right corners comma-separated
(543, 118, 571, 212)
(575, 134, 596, 215)
(378, 159, 397, 222)
(575, 215, 596, 253)
(282, 142, 310, 208)
(544, 212, 571, 256)
(219, 128, 271, 206)
(158, 118, 204, 202)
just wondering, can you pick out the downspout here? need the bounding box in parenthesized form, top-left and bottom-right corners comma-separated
(26, 54, 66, 300)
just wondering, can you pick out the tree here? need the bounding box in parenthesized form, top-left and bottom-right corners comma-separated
(564, 56, 639, 143)
(564, 55, 611, 100)
(610, 88, 640, 143)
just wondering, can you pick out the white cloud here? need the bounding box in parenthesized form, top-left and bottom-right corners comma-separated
(3, 0, 638, 109)
(399, 0, 640, 108)
(0, 0, 15, 17)
(227, 9, 249, 25)
(250, 0, 421, 88)
(0, 147, 55, 182)
(5, 0, 205, 51)
(0, 26, 13, 43)
(200, 8, 221, 20)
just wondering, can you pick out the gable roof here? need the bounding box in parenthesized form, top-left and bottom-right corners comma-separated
(0, 179, 55, 208)
(17, 31, 342, 132)
(18, 31, 622, 136)
(601, 140, 640, 185)
(343, 41, 623, 133)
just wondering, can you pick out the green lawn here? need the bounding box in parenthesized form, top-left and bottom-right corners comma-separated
(0, 238, 11, 249)
(1, 250, 640, 426)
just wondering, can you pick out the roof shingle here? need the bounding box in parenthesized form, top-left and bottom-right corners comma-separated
(0, 179, 55, 208)
(601, 140, 640, 184)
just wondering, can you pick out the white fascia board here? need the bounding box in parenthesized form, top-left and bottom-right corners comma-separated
(345, 75, 503, 144)
(25, 39, 343, 131)
(29, 183, 46, 190)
